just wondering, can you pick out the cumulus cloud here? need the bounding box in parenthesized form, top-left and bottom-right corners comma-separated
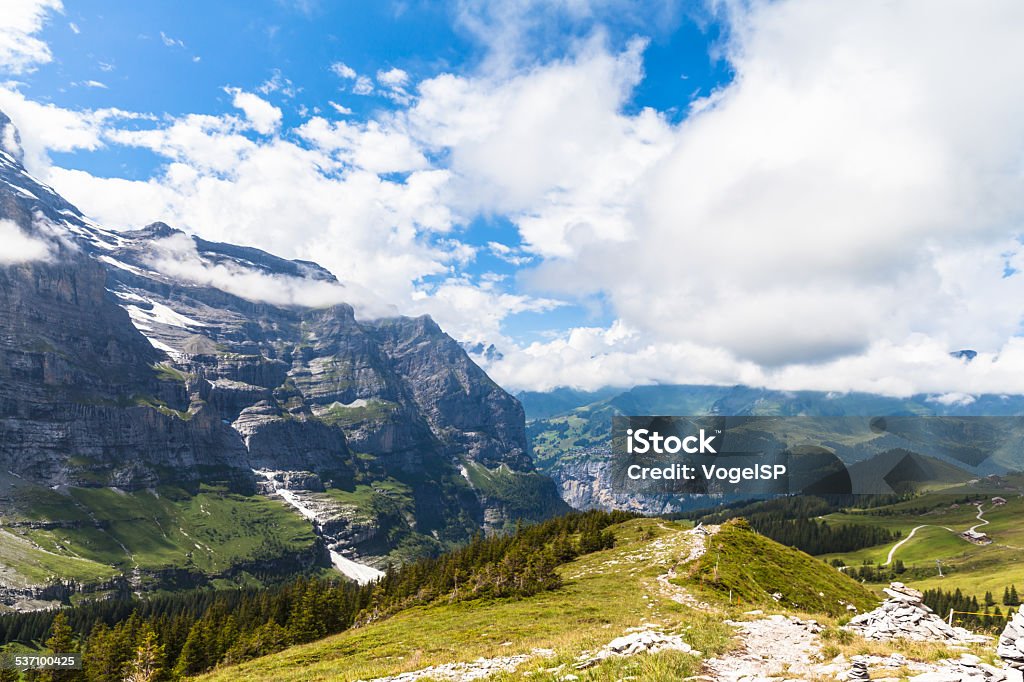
(330, 62, 357, 80)
(409, 276, 563, 344)
(483, 0, 1024, 392)
(331, 62, 373, 95)
(41, 108, 461, 315)
(296, 116, 427, 173)
(377, 67, 409, 88)
(0, 0, 62, 74)
(328, 101, 352, 115)
(404, 36, 672, 257)
(225, 88, 282, 135)
(0, 218, 53, 264)
(352, 76, 374, 96)
(377, 68, 412, 104)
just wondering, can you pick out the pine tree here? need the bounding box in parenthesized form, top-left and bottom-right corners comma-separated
(83, 623, 133, 682)
(123, 625, 164, 682)
(1005, 586, 1012, 606)
(985, 590, 995, 607)
(287, 583, 326, 644)
(40, 613, 81, 682)
(173, 621, 208, 677)
(1012, 584, 1021, 606)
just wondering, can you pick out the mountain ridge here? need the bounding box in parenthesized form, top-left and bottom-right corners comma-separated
(0, 111, 566, 604)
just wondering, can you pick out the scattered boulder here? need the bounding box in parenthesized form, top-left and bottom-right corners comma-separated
(906, 653, 1018, 681)
(998, 608, 1024, 671)
(360, 649, 554, 682)
(844, 657, 871, 681)
(575, 629, 697, 669)
(845, 582, 990, 644)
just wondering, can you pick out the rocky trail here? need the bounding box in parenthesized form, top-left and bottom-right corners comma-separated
(700, 614, 842, 681)
(654, 523, 717, 611)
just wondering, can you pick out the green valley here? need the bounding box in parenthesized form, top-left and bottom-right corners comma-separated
(0, 485, 319, 593)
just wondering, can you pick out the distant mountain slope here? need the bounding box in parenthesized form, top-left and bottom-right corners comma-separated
(517, 386, 623, 421)
(526, 384, 1024, 512)
(0, 111, 566, 604)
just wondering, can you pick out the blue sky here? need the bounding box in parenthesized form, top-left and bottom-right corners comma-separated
(32, 2, 728, 174)
(4, 1, 1024, 396)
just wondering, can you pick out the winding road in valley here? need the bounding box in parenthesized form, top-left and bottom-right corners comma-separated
(881, 503, 987, 567)
(968, 502, 990, 534)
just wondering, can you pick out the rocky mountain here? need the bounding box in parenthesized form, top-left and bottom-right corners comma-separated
(0, 111, 565, 603)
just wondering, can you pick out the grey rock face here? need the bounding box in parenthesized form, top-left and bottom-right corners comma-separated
(0, 170, 251, 491)
(548, 454, 687, 514)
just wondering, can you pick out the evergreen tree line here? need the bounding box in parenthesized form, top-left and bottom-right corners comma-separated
(747, 517, 899, 555)
(0, 509, 633, 681)
(922, 587, 1019, 634)
(682, 494, 909, 526)
(681, 494, 838, 524)
(681, 495, 900, 555)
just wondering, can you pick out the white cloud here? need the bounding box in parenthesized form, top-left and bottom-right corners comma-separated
(352, 75, 374, 96)
(104, 112, 253, 173)
(0, 0, 62, 74)
(81, 79, 107, 89)
(328, 101, 352, 115)
(224, 88, 282, 135)
(487, 241, 533, 266)
(405, 36, 672, 257)
(0, 218, 53, 264)
(480, 0, 1024, 392)
(330, 62, 374, 95)
(296, 116, 427, 174)
(159, 31, 184, 48)
(68, 21, 79, 34)
(377, 67, 409, 87)
(258, 69, 297, 97)
(42, 107, 458, 313)
(330, 62, 357, 80)
(377, 68, 412, 104)
(410, 276, 563, 344)
(141, 232, 395, 315)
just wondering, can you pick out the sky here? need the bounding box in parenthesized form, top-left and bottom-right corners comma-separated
(3, 1, 1024, 398)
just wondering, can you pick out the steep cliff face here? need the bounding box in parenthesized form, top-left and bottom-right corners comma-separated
(0, 158, 251, 492)
(0, 112, 565, 598)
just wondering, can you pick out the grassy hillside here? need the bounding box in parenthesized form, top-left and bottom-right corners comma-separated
(199, 517, 875, 681)
(0, 485, 318, 592)
(688, 519, 876, 614)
